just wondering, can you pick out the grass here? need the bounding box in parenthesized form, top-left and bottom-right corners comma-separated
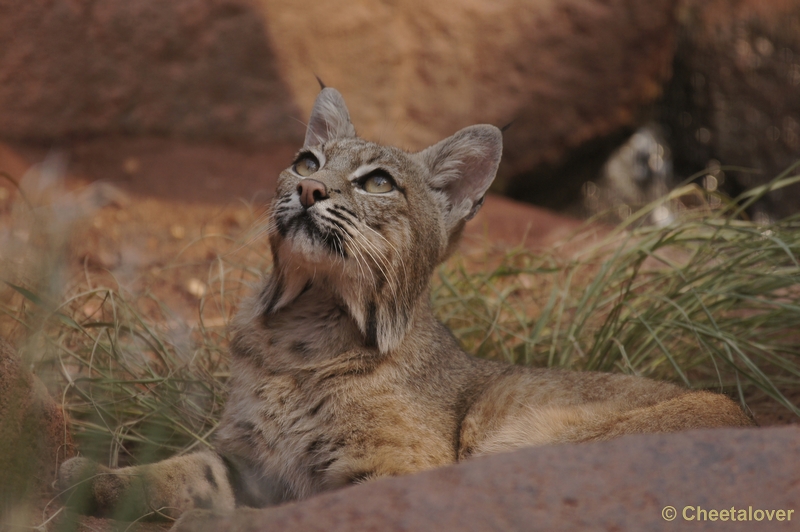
(3, 165, 800, 482)
(437, 171, 800, 416)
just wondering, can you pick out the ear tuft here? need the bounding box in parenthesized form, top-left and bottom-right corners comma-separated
(304, 88, 356, 148)
(417, 124, 503, 228)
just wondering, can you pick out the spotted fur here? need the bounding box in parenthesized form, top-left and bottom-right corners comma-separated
(59, 88, 754, 523)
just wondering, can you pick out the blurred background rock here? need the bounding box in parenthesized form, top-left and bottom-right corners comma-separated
(1, 0, 796, 220)
(657, 0, 800, 222)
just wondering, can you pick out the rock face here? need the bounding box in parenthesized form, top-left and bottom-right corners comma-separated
(659, 0, 800, 218)
(0, 0, 303, 144)
(0, 0, 679, 210)
(173, 426, 799, 532)
(0, 339, 75, 514)
(258, 0, 680, 209)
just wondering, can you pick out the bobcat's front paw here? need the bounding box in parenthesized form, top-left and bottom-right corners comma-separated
(57, 457, 129, 516)
(58, 457, 106, 493)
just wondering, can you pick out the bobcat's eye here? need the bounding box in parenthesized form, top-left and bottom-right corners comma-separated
(362, 171, 395, 194)
(294, 154, 320, 177)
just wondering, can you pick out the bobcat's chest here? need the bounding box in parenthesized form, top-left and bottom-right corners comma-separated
(217, 283, 459, 502)
(216, 294, 378, 498)
(218, 350, 392, 501)
(218, 336, 458, 503)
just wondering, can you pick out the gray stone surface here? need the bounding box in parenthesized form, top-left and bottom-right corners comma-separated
(174, 426, 800, 531)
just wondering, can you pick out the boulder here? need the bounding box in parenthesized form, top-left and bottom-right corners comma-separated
(0, 0, 680, 210)
(173, 426, 799, 532)
(658, 0, 800, 219)
(0, 0, 302, 144)
(258, 0, 680, 208)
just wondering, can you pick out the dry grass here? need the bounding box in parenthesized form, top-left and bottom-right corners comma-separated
(439, 166, 800, 417)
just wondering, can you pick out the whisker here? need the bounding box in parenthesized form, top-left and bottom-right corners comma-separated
(347, 236, 370, 283)
(360, 224, 397, 293)
(350, 228, 398, 296)
(366, 229, 411, 303)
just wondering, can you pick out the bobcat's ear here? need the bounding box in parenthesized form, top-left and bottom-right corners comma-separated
(417, 124, 503, 229)
(304, 88, 357, 148)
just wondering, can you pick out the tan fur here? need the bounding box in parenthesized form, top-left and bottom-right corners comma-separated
(59, 452, 233, 519)
(58, 88, 754, 522)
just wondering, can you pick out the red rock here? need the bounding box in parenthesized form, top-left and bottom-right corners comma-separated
(0, 0, 302, 144)
(173, 426, 799, 532)
(0, 0, 680, 209)
(463, 194, 590, 255)
(260, 0, 679, 183)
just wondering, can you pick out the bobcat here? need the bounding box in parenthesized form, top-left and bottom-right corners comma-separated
(58, 87, 754, 523)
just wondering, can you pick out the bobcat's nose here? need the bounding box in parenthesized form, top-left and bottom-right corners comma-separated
(297, 179, 329, 209)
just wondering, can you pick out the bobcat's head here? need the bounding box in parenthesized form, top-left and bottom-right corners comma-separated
(264, 88, 502, 353)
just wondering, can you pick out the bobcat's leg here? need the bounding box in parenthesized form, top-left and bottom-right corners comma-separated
(572, 390, 756, 442)
(58, 451, 235, 521)
(470, 390, 755, 457)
